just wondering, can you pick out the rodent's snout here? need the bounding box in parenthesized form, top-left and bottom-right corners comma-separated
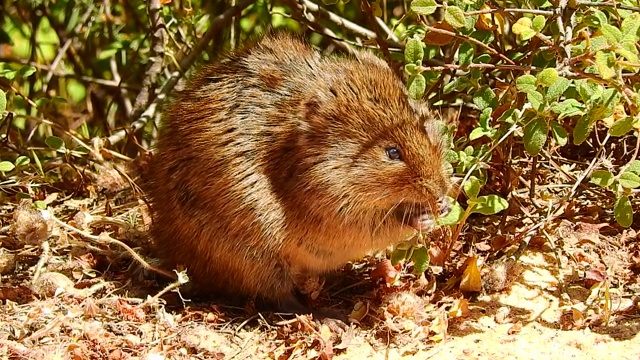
(394, 196, 452, 231)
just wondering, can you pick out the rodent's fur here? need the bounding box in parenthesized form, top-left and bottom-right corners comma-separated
(144, 32, 451, 312)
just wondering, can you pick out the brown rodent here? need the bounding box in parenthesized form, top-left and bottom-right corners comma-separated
(144, 31, 451, 314)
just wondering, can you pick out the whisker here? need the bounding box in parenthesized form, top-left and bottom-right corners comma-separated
(372, 197, 405, 234)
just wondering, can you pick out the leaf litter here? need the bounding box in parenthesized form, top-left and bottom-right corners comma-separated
(0, 122, 639, 360)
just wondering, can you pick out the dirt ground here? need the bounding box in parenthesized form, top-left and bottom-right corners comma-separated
(1, 189, 639, 359)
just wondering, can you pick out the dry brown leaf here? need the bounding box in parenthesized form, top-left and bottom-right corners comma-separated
(371, 259, 400, 286)
(348, 301, 368, 323)
(424, 22, 455, 46)
(460, 256, 482, 292)
(429, 310, 448, 342)
(507, 321, 523, 335)
(83, 298, 100, 317)
(584, 268, 606, 288)
(116, 299, 146, 322)
(448, 298, 470, 318)
(428, 244, 446, 267)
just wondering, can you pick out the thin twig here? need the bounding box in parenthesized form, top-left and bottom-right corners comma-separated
(360, 0, 398, 77)
(286, 0, 355, 54)
(299, 0, 378, 40)
(48, 212, 175, 280)
(130, 0, 167, 121)
(103, 0, 133, 117)
(423, 24, 516, 65)
(577, 1, 640, 11)
(106, 0, 255, 146)
(42, 7, 94, 93)
(466, 8, 555, 16)
(420, 63, 541, 72)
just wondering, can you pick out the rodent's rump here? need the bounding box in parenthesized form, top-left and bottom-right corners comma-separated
(144, 31, 451, 311)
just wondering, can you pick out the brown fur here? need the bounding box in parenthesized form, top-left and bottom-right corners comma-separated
(144, 32, 451, 311)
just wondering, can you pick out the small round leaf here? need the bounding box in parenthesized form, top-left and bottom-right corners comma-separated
(45, 136, 65, 150)
(524, 118, 548, 155)
(410, 0, 438, 15)
(0, 161, 15, 172)
(614, 196, 633, 228)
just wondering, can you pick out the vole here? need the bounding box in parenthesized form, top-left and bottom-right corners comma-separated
(144, 31, 451, 317)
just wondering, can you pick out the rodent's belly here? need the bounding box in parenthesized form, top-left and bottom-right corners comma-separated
(282, 231, 394, 274)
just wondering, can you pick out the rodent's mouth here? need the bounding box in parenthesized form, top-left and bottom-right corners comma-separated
(394, 198, 452, 231)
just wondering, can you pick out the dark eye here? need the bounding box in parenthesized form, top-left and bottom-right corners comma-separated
(386, 146, 402, 161)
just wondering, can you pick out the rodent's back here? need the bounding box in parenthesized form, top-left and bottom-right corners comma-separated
(145, 32, 450, 307)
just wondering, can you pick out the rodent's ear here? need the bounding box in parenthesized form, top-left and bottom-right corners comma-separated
(424, 119, 447, 151)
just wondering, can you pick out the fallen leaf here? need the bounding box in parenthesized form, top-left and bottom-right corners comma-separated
(507, 321, 523, 335)
(460, 256, 482, 292)
(371, 259, 400, 286)
(348, 301, 368, 323)
(448, 298, 470, 318)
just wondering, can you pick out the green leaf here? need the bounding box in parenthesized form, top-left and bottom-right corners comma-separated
(513, 17, 537, 41)
(97, 48, 119, 60)
(437, 200, 465, 225)
(614, 196, 633, 228)
(615, 46, 638, 63)
(470, 195, 509, 215)
(620, 171, 640, 189)
(497, 109, 519, 124)
(0, 90, 6, 113)
(599, 88, 622, 119)
(14, 156, 30, 167)
(532, 15, 546, 32)
(405, 38, 424, 64)
(390, 247, 408, 266)
(546, 77, 570, 101)
(18, 66, 36, 78)
(463, 176, 482, 199)
(537, 68, 559, 87)
(408, 74, 426, 100)
(627, 160, 640, 175)
(469, 127, 489, 140)
(576, 88, 621, 144)
(445, 6, 466, 29)
(577, 80, 603, 102)
(405, 63, 419, 75)
(411, 0, 438, 15)
(443, 76, 471, 94)
(45, 136, 65, 150)
(523, 118, 548, 155)
(551, 99, 585, 119)
(31, 150, 44, 177)
(458, 42, 474, 67)
(550, 121, 568, 146)
(589, 36, 609, 52)
(34, 200, 47, 210)
(473, 86, 497, 111)
(527, 90, 544, 111)
(592, 9, 608, 26)
(590, 170, 614, 187)
(609, 117, 636, 136)
(0, 161, 14, 172)
(573, 115, 594, 145)
(595, 51, 616, 80)
(621, 13, 640, 43)
(601, 24, 623, 46)
(516, 75, 537, 93)
(0, 68, 17, 80)
(411, 246, 430, 274)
